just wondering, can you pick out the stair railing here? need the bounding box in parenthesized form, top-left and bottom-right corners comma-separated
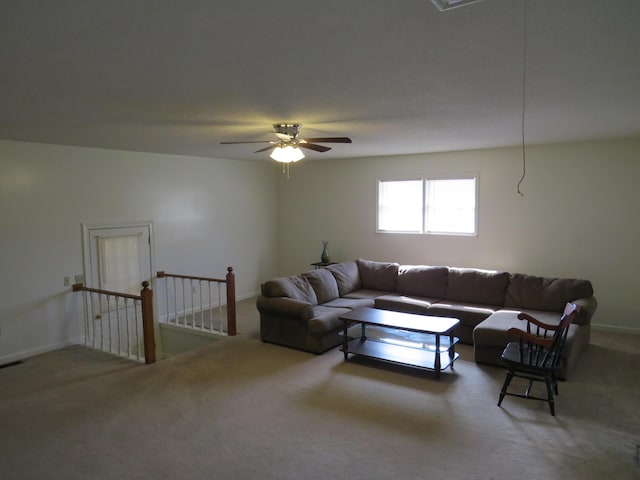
(72, 281, 156, 364)
(156, 267, 236, 336)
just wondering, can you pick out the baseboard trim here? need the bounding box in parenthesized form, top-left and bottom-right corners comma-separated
(156, 291, 257, 323)
(159, 322, 228, 339)
(237, 292, 258, 302)
(0, 338, 81, 365)
(591, 323, 640, 335)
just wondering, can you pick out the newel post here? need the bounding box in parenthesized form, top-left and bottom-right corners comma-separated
(140, 281, 156, 364)
(226, 267, 237, 336)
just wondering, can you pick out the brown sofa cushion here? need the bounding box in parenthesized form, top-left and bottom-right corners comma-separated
(374, 294, 432, 315)
(446, 268, 510, 306)
(426, 300, 496, 327)
(302, 269, 340, 304)
(326, 260, 361, 296)
(505, 273, 594, 313)
(357, 258, 399, 292)
(396, 265, 448, 299)
(307, 305, 351, 335)
(261, 275, 318, 305)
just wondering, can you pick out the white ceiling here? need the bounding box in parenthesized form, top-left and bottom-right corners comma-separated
(1, 0, 639, 162)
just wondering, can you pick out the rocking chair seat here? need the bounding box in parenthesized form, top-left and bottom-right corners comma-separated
(501, 342, 562, 374)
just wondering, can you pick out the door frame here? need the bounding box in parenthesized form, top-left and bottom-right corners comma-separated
(81, 221, 155, 291)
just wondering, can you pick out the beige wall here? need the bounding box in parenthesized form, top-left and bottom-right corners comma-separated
(0, 140, 279, 362)
(1, 137, 638, 363)
(276, 137, 640, 332)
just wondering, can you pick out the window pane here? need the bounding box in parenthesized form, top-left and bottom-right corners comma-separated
(378, 180, 423, 232)
(98, 235, 142, 295)
(425, 178, 476, 235)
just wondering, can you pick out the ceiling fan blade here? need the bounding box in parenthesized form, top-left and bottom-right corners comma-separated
(220, 140, 272, 144)
(299, 143, 332, 153)
(254, 145, 277, 153)
(303, 137, 352, 143)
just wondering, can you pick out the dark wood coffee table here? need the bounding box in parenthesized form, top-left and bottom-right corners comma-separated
(339, 307, 460, 378)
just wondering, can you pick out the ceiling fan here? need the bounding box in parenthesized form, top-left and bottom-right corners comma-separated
(220, 123, 352, 163)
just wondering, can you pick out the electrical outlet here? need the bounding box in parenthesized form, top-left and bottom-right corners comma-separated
(64, 276, 70, 286)
(74, 274, 84, 284)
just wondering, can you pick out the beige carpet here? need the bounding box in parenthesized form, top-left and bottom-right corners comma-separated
(1, 298, 639, 480)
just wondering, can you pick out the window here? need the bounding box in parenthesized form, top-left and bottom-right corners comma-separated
(377, 177, 477, 236)
(378, 180, 423, 233)
(98, 234, 142, 296)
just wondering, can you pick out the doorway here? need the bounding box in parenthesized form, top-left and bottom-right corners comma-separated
(82, 222, 154, 292)
(80, 222, 155, 356)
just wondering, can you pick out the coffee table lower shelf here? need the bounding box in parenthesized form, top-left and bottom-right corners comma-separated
(340, 338, 459, 375)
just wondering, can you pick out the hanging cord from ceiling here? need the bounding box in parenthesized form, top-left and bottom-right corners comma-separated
(517, 0, 528, 197)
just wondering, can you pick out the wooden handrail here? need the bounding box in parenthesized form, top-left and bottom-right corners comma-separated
(156, 267, 236, 336)
(157, 271, 227, 283)
(72, 283, 142, 300)
(73, 281, 156, 364)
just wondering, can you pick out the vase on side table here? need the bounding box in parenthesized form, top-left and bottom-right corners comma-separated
(320, 241, 330, 263)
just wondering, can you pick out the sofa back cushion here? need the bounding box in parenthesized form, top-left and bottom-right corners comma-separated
(302, 269, 340, 304)
(261, 275, 318, 305)
(396, 265, 448, 299)
(357, 258, 399, 292)
(446, 268, 510, 306)
(326, 260, 361, 296)
(505, 273, 594, 313)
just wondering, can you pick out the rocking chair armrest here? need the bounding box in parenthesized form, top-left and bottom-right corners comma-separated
(507, 327, 554, 347)
(517, 312, 559, 331)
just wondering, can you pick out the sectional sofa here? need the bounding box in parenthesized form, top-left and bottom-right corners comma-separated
(256, 258, 597, 378)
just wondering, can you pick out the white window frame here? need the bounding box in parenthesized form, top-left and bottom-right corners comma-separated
(376, 178, 424, 234)
(376, 176, 478, 236)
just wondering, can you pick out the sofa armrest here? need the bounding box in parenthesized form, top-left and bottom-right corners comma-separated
(572, 297, 598, 325)
(256, 295, 314, 321)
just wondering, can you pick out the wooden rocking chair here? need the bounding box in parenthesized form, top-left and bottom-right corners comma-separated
(497, 302, 579, 416)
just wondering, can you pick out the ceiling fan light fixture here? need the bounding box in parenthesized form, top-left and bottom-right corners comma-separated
(270, 145, 305, 163)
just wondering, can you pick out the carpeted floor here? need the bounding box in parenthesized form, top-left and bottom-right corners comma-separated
(1, 298, 639, 479)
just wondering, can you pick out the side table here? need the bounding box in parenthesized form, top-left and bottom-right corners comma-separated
(310, 261, 337, 269)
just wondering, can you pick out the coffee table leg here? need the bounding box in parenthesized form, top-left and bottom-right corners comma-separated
(448, 333, 455, 369)
(342, 322, 349, 360)
(434, 334, 441, 378)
